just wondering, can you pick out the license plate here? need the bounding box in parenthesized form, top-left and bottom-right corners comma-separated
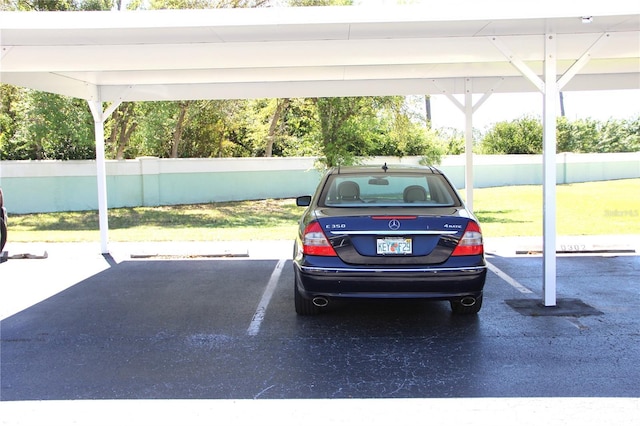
(376, 238, 412, 255)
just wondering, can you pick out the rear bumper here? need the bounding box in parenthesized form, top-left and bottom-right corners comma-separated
(294, 263, 487, 301)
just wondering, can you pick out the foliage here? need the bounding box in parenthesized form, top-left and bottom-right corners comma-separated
(478, 115, 640, 155)
(181, 100, 251, 157)
(287, 0, 351, 5)
(3, 87, 638, 161)
(1, 89, 95, 160)
(597, 116, 640, 153)
(114, 101, 175, 158)
(2, 0, 115, 11)
(315, 97, 368, 167)
(0, 85, 20, 158)
(434, 128, 464, 155)
(479, 116, 543, 155)
(148, 0, 271, 8)
(243, 98, 288, 157)
(433, 127, 484, 155)
(556, 116, 600, 153)
(313, 96, 443, 167)
(105, 102, 139, 159)
(3, 0, 79, 11)
(1, 0, 638, 161)
(274, 98, 322, 157)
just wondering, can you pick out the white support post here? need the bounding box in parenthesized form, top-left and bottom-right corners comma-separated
(88, 100, 110, 255)
(543, 34, 558, 307)
(491, 34, 561, 307)
(464, 80, 474, 212)
(435, 78, 501, 212)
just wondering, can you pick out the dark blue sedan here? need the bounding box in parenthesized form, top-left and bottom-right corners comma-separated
(0, 188, 6, 254)
(293, 164, 487, 315)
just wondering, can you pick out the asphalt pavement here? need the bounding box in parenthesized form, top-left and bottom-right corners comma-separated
(1, 236, 639, 426)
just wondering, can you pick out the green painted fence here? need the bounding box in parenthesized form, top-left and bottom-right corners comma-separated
(1, 153, 638, 214)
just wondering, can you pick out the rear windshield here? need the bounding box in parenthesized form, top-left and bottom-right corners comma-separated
(319, 173, 462, 207)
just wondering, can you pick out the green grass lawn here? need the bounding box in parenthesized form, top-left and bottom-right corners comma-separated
(472, 178, 640, 238)
(6, 179, 640, 242)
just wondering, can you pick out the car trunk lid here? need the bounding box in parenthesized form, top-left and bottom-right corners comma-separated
(315, 208, 472, 265)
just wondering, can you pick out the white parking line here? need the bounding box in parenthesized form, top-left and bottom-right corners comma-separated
(486, 261, 534, 294)
(2, 397, 638, 426)
(247, 259, 286, 336)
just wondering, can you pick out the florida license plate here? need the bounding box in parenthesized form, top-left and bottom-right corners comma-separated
(376, 238, 412, 255)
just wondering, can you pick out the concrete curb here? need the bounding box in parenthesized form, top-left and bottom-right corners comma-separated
(2, 235, 637, 262)
(484, 235, 639, 257)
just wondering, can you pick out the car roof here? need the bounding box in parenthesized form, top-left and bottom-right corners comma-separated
(327, 164, 441, 175)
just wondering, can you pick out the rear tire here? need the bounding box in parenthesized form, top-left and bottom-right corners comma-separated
(294, 275, 321, 316)
(0, 188, 6, 252)
(0, 217, 6, 253)
(450, 293, 483, 315)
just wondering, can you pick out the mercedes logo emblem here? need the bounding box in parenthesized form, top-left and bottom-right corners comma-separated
(388, 219, 401, 230)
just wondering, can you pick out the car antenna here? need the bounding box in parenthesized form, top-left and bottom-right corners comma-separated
(382, 162, 388, 172)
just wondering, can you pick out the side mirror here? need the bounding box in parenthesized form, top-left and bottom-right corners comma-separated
(296, 195, 312, 207)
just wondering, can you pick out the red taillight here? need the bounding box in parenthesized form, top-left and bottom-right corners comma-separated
(302, 222, 337, 256)
(371, 216, 417, 220)
(451, 221, 484, 256)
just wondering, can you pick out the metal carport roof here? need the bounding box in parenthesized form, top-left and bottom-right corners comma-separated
(1, 0, 639, 306)
(1, 2, 639, 100)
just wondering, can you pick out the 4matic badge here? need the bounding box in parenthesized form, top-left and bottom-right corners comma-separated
(444, 223, 463, 229)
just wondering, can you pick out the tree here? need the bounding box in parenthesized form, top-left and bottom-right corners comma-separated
(125, 101, 180, 158)
(479, 116, 543, 154)
(243, 98, 294, 157)
(180, 100, 250, 158)
(4, 0, 79, 11)
(271, 98, 321, 157)
(287, 0, 351, 5)
(365, 96, 443, 164)
(149, 0, 270, 8)
(556, 117, 599, 153)
(106, 103, 139, 160)
(424, 95, 432, 129)
(2, 90, 94, 160)
(597, 117, 640, 153)
(265, 99, 291, 157)
(3, 0, 116, 11)
(170, 101, 190, 158)
(313, 96, 443, 167)
(315, 97, 370, 166)
(435, 127, 467, 155)
(0, 85, 21, 159)
(621, 116, 640, 153)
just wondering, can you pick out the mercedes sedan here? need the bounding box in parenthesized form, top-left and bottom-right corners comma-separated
(293, 164, 487, 315)
(0, 188, 7, 254)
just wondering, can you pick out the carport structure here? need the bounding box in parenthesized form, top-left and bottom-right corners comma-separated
(1, 0, 639, 307)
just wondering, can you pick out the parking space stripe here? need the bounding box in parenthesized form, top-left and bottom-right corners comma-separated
(4, 397, 639, 426)
(247, 259, 286, 336)
(486, 260, 534, 294)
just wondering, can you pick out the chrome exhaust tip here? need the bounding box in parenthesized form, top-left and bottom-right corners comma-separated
(460, 296, 476, 307)
(312, 297, 329, 307)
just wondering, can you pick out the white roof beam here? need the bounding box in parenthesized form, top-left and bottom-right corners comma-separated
(557, 32, 611, 90)
(489, 36, 545, 93)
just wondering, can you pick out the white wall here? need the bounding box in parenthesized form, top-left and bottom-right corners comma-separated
(1, 153, 638, 214)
